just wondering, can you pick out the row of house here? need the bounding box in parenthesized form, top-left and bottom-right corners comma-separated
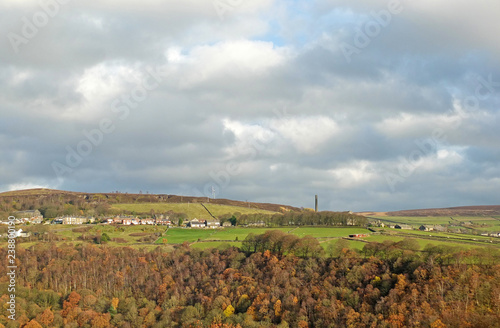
(389, 224, 412, 230)
(106, 216, 172, 226)
(480, 232, 500, 238)
(0, 210, 44, 225)
(52, 216, 96, 225)
(186, 218, 231, 229)
(386, 224, 447, 231)
(418, 225, 447, 232)
(371, 220, 448, 232)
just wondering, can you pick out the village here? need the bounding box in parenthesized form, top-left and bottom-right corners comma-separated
(2, 210, 500, 240)
(0, 210, 234, 230)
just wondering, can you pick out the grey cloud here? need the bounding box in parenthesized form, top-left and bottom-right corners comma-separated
(0, 0, 499, 211)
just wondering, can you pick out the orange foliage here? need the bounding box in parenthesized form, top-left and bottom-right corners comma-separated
(111, 297, 119, 309)
(431, 319, 447, 328)
(62, 291, 81, 316)
(36, 308, 54, 327)
(91, 313, 111, 328)
(0, 237, 498, 328)
(22, 320, 43, 328)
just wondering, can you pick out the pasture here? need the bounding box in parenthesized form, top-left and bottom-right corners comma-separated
(204, 227, 291, 241)
(289, 227, 370, 238)
(110, 202, 278, 218)
(155, 226, 499, 251)
(156, 227, 370, 244)
(159, 228, 215, 244)
(373, 215, 500, 233)
(3, 224, 499, 253)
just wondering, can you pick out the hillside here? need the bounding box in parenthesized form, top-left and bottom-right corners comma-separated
(0, 188, 300, 218)
(357, 205, 500, 217)
(110, 203, 279, 218)
(386, 205, 500, 217)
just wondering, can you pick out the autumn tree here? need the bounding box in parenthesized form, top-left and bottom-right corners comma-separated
(35, 308, 54, 327)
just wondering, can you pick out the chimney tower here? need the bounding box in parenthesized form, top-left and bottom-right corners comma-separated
(315, 195, 318, 212)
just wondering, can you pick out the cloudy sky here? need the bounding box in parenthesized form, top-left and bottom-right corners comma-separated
(1, 0, 499, 211)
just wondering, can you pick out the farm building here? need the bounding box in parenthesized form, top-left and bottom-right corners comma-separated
(155, 215, 172, 226)
(188, 219, 206, 228)
(206, 220, 221, 229)
(419, 225, 432, 231)
(433, 225, 446, 232)
(14, 229, 31, 238)
(140, 218, 155, 225)
(349, 234, 369, 238)
(481, 232, 500, 237)
(60, 216, 94, 224)
(156, 218, 172, 226)
(112, 216, 138, 225)
(395, 224, 412, 230)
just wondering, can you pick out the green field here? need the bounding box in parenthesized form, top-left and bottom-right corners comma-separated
(157, 227, 372, 251)
(4, 224, 168, 248)
(156, 226, 498, 251)
(111, 202, 277, 219)
(202, 203, 278, 217)
(375, 227, 493, 240)
(190, 241, 241, 250)
(362, 235, 459, 249)
(156, 227, 366, 245)
(374, 216, 500, 232)
(3, 224, 498, 254)
(377, 216, 452, 226)
(159, 228, 216, 244)
(204, 227, 292, 241)
(320, 238, 367, 251)
(289, 227, 370, 238)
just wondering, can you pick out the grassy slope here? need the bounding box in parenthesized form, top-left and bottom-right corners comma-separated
(160, 229, 216, 244)
(205, 227, 292, 241)
(289, 227, 370, 238)
(373, 215, 500, 227)
(0, 188, 67, 196)
(202, 203, 277, 217)
(190, 242, 241, 250)
(110, 203, 278, 218)
(370, 215, 500, 236)
(156, 226, 498, 250)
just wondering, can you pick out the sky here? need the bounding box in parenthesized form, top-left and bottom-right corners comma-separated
(1, 0, 499, 212)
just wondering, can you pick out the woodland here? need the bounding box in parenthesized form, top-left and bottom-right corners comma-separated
(1, 230, 499, 328)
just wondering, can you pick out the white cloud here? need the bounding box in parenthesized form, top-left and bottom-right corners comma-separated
(222, 118, 276, 159)
(417, 148, 464, 173)
(328, 160, 376, 188)
(175, 40, 289, 88)
(7, 182, 56, 191)
(223, 119, 274, 143)
(1, 0, 499, 211)
(271, 116, 338, 154)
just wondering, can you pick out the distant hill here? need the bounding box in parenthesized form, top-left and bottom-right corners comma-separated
(359, 205, 500, 217)
(387, 205, 500, 217)
(0, 188, 301, 216)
